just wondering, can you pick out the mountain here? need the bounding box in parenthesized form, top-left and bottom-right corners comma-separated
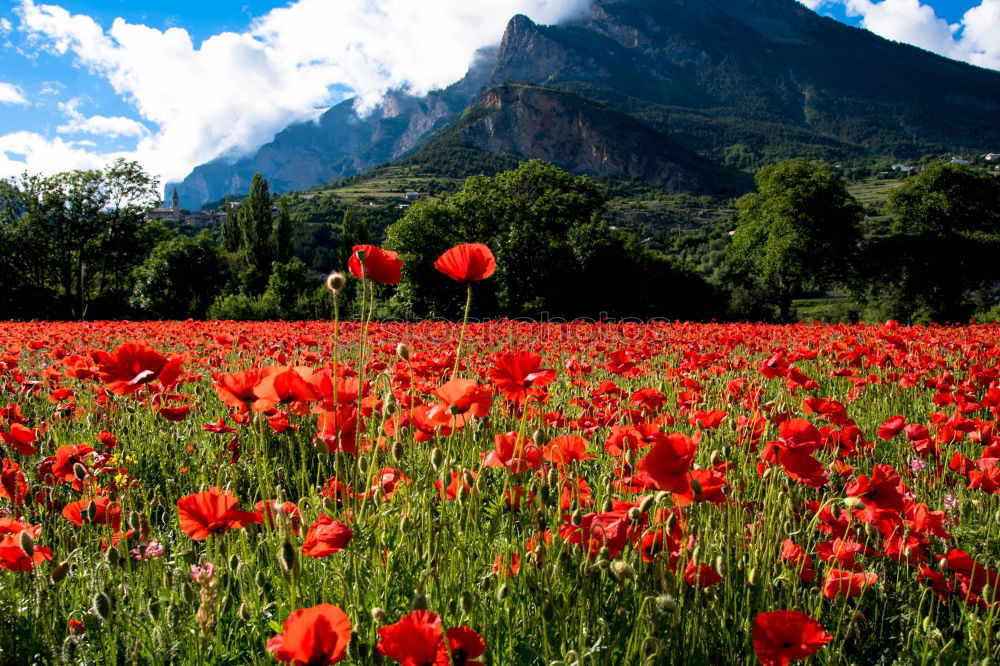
(402, 83, 743, 193)
(170, 47, 496, 208)
(170, 0, 1000, 207)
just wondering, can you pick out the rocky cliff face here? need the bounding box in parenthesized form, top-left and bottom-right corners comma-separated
(457, 84, 714, 192)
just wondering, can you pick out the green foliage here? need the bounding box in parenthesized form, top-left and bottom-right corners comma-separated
(0, 158, 161, 319)
(854, 163, 1000, 323)
(130, 232, 227, 319)
(729, 159, 863, 320)
(385, 160, 720, 319)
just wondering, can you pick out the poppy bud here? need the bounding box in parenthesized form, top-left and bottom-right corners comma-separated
(602, 498, 614, 513)
(396, 343, 410, 361)
(496, 584, 509, 600)
(532, 429, 543, 447)
(690, 478, 703, 497)
(18, 530, 34, 558)
(61, 637, 80, 662)
(864, 523, 879, 540)
(326, 272, 346, 293)
(610, 560, 634, 582)
(747, 567, 758, 586)
(982, 585, 995, 604)
(391, 440, 405, 462)
(79, 507, 91, 523)
(598, 546, 612, 562)
(938, 557, 949, 573)
(410, 592, 428, 611)
(844, 496, 865, 509)
(571, 509, 583, 526)
(460, 590, 474, 614)
(665, 512, 677, 532)
(564, 650, 580, 665)
(715, 556, 725, 576)
(655, 491, 670, 505)
(105, 546, 120, 567)
(639, 495, 655, 514)
(462, 468, 476, 487)
(922, 616, 933, 633)
(278, 542, 297, 577)
(627, 507, 642, 523)
(73, 463, 88, 481)
(127, 510, 141, 532)
(655, 594, 678, 613)
(429, 447, 443, 470)
(51, 560, 71, 584)
(371, 607, 389, 624)
(710, 449, 722, 466)
(92, 592, 112, 620)
(546, 467, 560, 487)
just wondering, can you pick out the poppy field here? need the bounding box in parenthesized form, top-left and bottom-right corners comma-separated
(3, 314, 1000, 665)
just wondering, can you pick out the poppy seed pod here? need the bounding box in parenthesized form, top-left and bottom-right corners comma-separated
(325, 272, 346, 293)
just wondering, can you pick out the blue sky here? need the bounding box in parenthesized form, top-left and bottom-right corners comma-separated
(1, 0, 998, 191)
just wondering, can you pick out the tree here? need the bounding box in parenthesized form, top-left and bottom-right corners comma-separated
(274, 195, 295, 264)
(130, 232, 226, 318)
(728, 159, 862, 321)
(236, 173, 275, 294)
(0, 159, 160, 318)
(856, 162, 1000, 322)
(384, 160, 719, 319)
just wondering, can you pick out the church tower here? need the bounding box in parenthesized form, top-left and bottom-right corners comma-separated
(171, 187, 180, 221)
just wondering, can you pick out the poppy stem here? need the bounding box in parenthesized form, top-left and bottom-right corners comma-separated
(452, 282, 473, 379)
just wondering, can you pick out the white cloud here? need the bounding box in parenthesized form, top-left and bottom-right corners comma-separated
(11, 0, 591, 183)
(805, 0, 1000, 70)
(56, 98, 150, 139)
(0, 18, 12, 35)
(0, 131, 114, 176)
(0, 82, 28, 105)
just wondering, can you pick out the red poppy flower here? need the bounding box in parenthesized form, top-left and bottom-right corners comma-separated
(176, 488, 258, 540)
(62, 496, 122, 529)
(267, 603, 352, 665)
(0, 423, 38, 455)
(822, 568, 878, 599)
(684, 560, 723, 588)
(94, 341, 184, 395)
(426, 378, 492, 429)
(301, 514, 353, 558)
(215, 368, 263, 411)
(635, 432, 697, 494)
(542, 435, 595, 465)
(489, 351, 556, 403)
(252, 366, 320, 414)
(376, 610, 485, 666)
(752, 610, 832, 666)
(0, 458, 27, 506)
(348, 244, 403, 285)
(434, 244, 496, 282)
(0, 532, 52, 572)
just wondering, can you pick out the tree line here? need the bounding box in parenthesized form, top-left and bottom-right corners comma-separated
(1, 157, 997, 323)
